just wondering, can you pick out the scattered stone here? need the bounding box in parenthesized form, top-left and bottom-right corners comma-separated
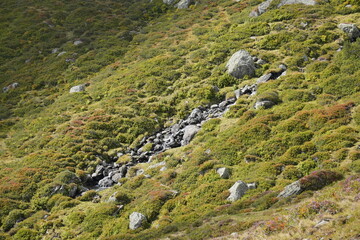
(277, 180, 302, 198)
(129, 212, 147, 230)
(181, 125, 200, 145)
(160, 166, 167, 172)
(227, 180, 249, 202)
(217, 167, 230, 179)
(226, 50, 256, 79)
(338, 23, 360, 41)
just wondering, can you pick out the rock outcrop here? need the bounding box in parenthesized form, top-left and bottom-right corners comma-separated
(226, 50, 256, 79)
(129, 212, 147, 230)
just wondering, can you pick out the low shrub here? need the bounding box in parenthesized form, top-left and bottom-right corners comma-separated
(299, 170, 343, 191)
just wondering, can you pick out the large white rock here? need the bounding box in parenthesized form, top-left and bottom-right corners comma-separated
(226, 50, 256, 79)
(181, 125, 200, 146)
(227, 180, 249, 202)
(129, 212, 147, 230)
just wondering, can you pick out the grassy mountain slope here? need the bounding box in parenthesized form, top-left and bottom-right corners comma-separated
(0, 0, 360, 239)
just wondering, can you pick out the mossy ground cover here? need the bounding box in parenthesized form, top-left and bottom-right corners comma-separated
(0, 0, 360, 239)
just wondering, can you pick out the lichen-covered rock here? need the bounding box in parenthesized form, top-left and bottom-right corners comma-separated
(227, 180, 249, 202)
(226, 50, 256, 79)
(129, 212, 147, 230)
(338, 23, 360, 41)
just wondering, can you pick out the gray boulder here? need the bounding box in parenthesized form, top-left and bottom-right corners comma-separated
(181, 125, 200, 145)
(227, 180, 249, 202)
(217, 167, 230, 179)
(277, 180, 302, 198)
(175, 0, 193, 9)
(129, 212, 147, 230)
(254, 100, 275, 109)
(278, 0, 316, 7)
(226, 50, 256, 79)
(98, 177, 114, 188)
(338, 23, 360, 41)
(69, 84, 86, 93)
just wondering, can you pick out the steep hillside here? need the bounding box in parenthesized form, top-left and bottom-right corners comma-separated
(0, 0, 360, 239)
